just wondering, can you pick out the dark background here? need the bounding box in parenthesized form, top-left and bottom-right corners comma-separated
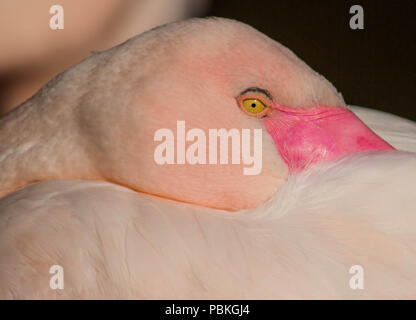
(208, 0, 415, 121)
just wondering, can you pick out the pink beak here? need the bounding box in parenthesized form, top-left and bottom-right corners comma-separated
(262, 104, 395, 172)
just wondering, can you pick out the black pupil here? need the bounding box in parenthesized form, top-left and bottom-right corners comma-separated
(251, 102, 256, 108)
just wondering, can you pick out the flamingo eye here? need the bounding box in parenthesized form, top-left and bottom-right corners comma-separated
(242, 98, 266, 114)
(237, 88, 271, 117)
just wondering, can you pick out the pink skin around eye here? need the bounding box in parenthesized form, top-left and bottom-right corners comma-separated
(262, 103, 395, 172)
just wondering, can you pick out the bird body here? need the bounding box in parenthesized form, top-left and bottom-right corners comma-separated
(0, 18, 416, 299)
(1, 145, 416, 299)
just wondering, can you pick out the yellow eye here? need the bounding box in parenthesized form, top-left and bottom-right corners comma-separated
(237, 88, 272, 117)
(242, 98, 266, 114)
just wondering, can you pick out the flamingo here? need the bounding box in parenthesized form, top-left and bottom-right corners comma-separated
(0, 18, 415, 299)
